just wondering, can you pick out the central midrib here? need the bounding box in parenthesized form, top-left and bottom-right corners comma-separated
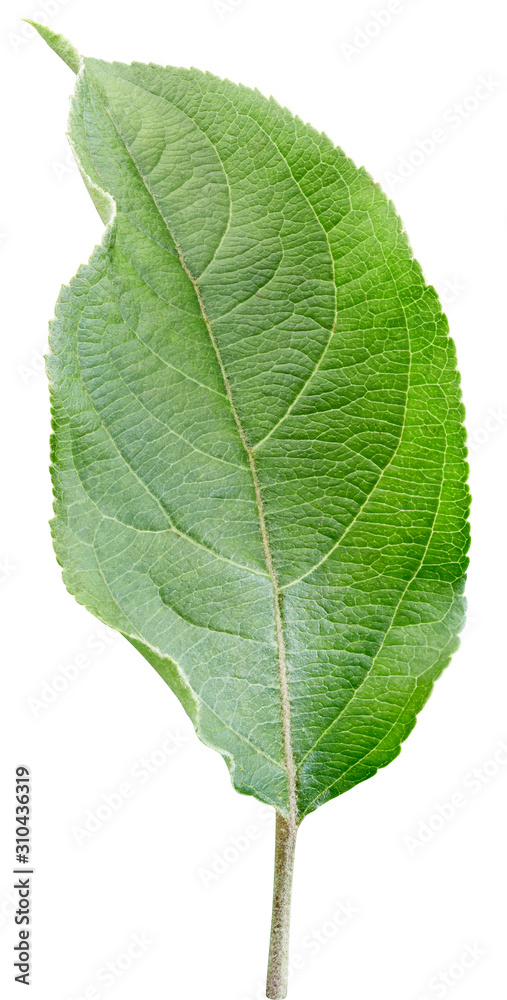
(174, 239, 299, 828)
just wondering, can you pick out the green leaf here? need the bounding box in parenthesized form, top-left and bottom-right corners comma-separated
(44, 46, 470, 825)
(34, 30, 470, 996)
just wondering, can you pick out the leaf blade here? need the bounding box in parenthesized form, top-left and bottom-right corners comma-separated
(48, 54, 469, 820)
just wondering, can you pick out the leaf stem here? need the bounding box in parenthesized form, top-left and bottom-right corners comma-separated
(266, 814, 298, 999)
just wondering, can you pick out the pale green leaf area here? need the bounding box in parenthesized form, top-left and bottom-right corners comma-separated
(43, 38, 469, 824)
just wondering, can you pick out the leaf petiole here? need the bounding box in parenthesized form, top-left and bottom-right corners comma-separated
(266, 814, 298, 1000)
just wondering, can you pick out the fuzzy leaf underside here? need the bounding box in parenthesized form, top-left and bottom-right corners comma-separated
(47, 51, 469, 820)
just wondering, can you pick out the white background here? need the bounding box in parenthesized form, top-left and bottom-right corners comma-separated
(1, 1, 506, 998)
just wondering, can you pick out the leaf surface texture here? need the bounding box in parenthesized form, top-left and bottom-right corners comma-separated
(49, 58, 470, 819)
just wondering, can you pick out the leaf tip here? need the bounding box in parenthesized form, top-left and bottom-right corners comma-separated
(25, 20, 81, 75)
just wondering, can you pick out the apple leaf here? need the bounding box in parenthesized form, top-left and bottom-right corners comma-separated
(34, 25, 469, 998)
